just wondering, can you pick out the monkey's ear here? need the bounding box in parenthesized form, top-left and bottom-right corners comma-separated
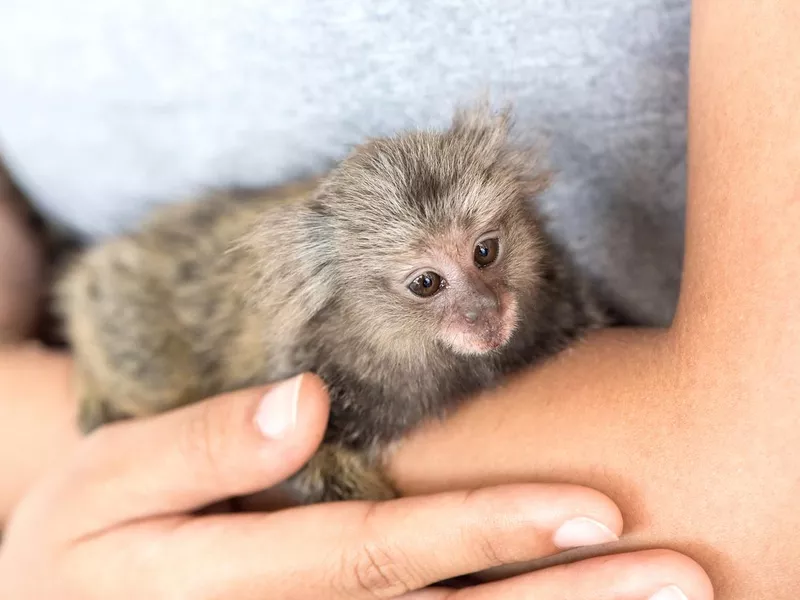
(235, 199, 335, 323)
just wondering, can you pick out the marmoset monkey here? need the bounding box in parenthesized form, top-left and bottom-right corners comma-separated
(58, 105, 606, 503)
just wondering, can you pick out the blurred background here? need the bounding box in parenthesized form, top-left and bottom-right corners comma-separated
(0, 0, 690, 328)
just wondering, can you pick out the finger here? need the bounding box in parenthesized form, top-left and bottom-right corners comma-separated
(406, 549, 713, 600)
(49, 373, 329, 536)
(154, 483, 622, 598)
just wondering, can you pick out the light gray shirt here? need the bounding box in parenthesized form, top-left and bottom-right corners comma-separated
(0, 0, 690, 325)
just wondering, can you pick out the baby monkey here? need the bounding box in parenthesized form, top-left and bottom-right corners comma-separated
(58, 105, 606, 503)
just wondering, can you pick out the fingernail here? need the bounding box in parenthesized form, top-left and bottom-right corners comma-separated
(255, 375, 301, 439)
(553, 517, 618, 549)
(649, 585, 689, 600)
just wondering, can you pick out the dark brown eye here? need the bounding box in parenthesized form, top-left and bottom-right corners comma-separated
(408, 272, 442, 297)
(474, 238, 499, 267)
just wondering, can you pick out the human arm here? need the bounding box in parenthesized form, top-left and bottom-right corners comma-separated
(389, 1, 800, 597)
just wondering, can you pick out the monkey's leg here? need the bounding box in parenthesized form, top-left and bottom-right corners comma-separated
(286, 445, 398, 503)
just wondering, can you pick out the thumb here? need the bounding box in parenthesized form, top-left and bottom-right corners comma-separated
(50, 373, 329, 538)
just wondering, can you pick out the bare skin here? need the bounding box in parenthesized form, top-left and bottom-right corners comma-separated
(0, 163, 43, 343)
(0, 0, 797, 596)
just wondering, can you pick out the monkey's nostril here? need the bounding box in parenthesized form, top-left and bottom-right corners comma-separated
(464, 310, 479, 323)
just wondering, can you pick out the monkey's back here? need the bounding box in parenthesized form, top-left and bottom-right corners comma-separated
(58, 181, 318, 431)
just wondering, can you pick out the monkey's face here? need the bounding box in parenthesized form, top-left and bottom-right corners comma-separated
(331, 195, 545, 359)
(318, 104, 549, 359)
(397, 224, 529, 356)
(326, 159, 546, 359)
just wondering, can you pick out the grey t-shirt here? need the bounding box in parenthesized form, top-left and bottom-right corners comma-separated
(0, 0, 690, 325)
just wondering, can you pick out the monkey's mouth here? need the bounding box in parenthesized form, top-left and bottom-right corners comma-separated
(443, 296, 519, 356)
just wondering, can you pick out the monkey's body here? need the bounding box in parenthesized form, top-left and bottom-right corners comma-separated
(59, 107, 606, 503)
(62, 182, 316, 430)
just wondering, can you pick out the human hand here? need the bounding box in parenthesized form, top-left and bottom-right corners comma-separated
(0, 372, 710, 599)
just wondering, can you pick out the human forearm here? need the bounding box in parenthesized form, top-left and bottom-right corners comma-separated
(388, 324, 798, 597)
(387, 328, 697, 556)
(389, 328, 675, 503)
(678, 0, 800, 346)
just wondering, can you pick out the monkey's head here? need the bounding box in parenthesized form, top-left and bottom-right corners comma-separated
(307, 105, 552, 358)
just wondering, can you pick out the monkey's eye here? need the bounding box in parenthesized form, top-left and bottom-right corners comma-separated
(474, 238, 500, 267)
(408, 272, 443, 298)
